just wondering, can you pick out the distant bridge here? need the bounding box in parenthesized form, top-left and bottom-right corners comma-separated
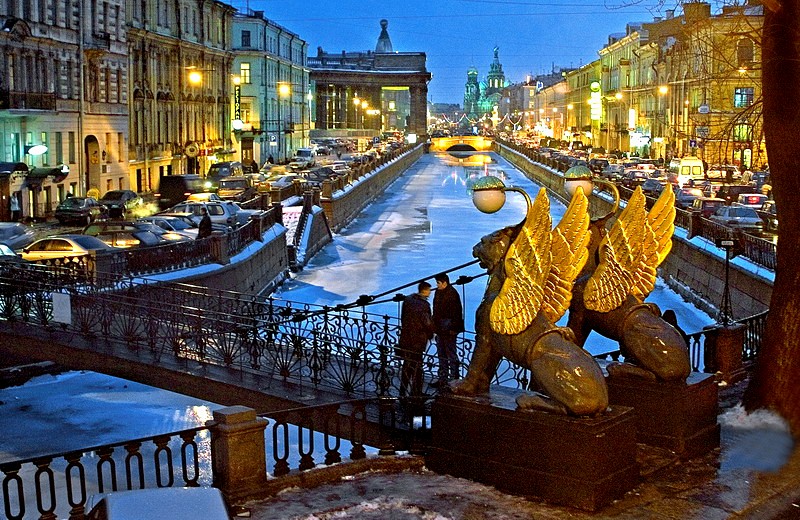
(428, 135, 494, 152)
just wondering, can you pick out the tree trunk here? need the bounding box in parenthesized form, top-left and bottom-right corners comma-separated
(743, 1, 800, 434)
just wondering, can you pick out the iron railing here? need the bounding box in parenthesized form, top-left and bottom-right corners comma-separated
(0, 397, 417, 520)
(0, 426, 209, 520)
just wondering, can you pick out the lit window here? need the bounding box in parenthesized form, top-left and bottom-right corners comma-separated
(240, 63, 251, 84)
(734, 87, 754, 108)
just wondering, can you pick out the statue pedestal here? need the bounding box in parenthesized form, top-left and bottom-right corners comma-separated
(606, 372, 720, 459)
(426, 387, 639, 511)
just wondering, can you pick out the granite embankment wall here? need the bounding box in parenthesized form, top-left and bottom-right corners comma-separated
(155, 223, 289, 295)
(496, 144, 771, 319)
(321, 145, 424, 232)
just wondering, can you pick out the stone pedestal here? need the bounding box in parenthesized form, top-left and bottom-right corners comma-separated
(426, 388, 639, 512)
(703, 324, 747, 384)
(207, 406, 268, 501)
(606, 372, 720, 459)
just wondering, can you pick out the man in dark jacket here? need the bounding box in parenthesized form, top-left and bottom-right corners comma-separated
(398, 281, 434, 397)
(432, 273, 464, 386)
(197, 207, 212, 239)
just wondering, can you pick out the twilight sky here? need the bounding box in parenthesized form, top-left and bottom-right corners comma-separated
(232, 1, 701, 104)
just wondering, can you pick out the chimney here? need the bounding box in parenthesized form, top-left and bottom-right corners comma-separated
(666, 9, 675, 19)
(653, 16, 662, 22)
(684, 2, 712, 23)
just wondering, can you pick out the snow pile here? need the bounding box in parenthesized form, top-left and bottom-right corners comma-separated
(719, 404, 794, 472)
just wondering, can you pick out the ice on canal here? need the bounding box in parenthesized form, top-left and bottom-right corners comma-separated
(276, 151, 716, 355)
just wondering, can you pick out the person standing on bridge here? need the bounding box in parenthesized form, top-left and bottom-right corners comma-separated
(398, 281, 434, 399)
(432, 273, 464, 387)
(197, 207, 212, 239)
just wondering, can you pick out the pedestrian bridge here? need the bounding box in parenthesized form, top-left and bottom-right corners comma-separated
(428, 135, 494, 152)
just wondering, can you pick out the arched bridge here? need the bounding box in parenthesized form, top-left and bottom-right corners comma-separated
(428, 135, 494, 152)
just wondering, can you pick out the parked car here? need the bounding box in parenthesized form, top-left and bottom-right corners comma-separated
(20, 234, 113, 261)
(84, 486, 231, 520)
(187, 192, 224, 202)
(166, 201, 239, 229)
(735, 193, 768, 210)
(83, 221, 189, 248)
(267, 174, 305, 189)
(54, 197, 107, 225)
(138, 215, 202, 239)
(640, 178, 666, 197)
(620, 169, 650, 189)
(217, 176, 255, 202)
(709, 205, 764, 233)
(100, 190, 144, 218)
(206, 161, 244, 188)
(289, 148, 317, 170)
(155, 212, 230, 234)
(155, 174, 206, 210)
(674, 188, 705, 209)
(600, 164, 625, 181)
(0, 222, 36, 250)
(715, 184, 754, 205)
(690, 197, 726, 218)
(756, 199, 778, 232)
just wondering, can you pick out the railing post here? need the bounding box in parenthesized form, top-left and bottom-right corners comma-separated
(702, 324, 747, 384)
(271, 201, 283, 226)
(688, 211, 703, 239)
(207, 406, 268, 501)
(322, 179, 334, 198)
(210, 234, 230, 265)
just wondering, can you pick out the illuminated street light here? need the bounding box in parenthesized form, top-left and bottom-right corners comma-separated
(188, 70, 203, 85)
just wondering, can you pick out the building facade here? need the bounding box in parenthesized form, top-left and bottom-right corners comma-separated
(308, 20, 431, 139)
(462, 47, 509, 124)
(231, 10, 309, 166)
(127, 0, 236, 192)
(1, 0, 128, 220)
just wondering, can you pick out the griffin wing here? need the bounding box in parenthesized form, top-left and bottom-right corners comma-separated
(490, 188, 552, 335)
(541, 187, 591, 323)
(584, 187, 649, 312)
(632, 185, 676, 298)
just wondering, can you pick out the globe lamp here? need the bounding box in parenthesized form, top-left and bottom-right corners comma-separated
(471, 175, 508, 213)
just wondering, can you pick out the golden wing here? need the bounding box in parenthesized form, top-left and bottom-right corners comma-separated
(490, 188, 552, 335)
(583, 188, 648, 312)
(633, 186, 676, 298)
(541, 187, 591, 323)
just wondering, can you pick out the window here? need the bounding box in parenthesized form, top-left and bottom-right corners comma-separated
(241, 30, 251, 48)
(733, 123, 753, 142)
(55, 132, 63, 164)
(68, 132, 76, 163)
(240, 63, 251, 84)
(734, 87, 754, 108)
(737, 38, 754, 65)
(41, 132, 49, 165)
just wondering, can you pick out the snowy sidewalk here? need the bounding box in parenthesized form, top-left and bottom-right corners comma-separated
(244, 376, 798, 519)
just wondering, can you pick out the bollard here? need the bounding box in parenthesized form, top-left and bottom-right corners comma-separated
(208, 406, 268, 501)
(209, 233, 230, 265)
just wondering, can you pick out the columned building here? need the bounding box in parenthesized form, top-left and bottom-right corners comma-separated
(308, 20, 431, 139)
(127, 0, 235, 190)
(232, 10, 309, 166)
(0, 0, 128, 220)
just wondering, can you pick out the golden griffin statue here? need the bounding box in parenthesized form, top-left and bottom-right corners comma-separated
(453, 186, 609, 416)
(567, 186, 691, 381)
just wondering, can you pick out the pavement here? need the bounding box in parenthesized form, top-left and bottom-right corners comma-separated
(243, 375, 799, 519)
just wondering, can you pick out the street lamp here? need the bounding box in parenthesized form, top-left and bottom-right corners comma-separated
(353, 97, 361, 129)
(361, 100, 368, 129)
(563, 164, 619, 221)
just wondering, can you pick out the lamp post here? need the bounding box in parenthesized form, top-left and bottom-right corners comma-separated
(278, 82, 291, 162)
(353, 97, 361, 129)
(361, 100, 368, 130)
(187, 66, 213, 175)
(563, 164, 620, 222)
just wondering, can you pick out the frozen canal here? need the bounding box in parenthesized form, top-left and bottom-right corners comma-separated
(277, 151, 716, 354)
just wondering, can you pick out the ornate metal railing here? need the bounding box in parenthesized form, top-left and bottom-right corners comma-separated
(0, 426, 209, 520)
(0, 397, 417, 520)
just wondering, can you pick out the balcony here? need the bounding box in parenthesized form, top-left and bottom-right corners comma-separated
(0, 90, 57, 111)
(86, 32, 111, 51)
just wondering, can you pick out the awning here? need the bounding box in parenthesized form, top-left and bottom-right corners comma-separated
(0, 162, 28, 176)
(26, 165, 70, 185)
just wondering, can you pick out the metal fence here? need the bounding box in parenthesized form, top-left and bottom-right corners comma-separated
(0, 397, 410, 520)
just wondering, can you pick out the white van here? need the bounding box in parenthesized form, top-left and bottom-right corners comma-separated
(290, 148, 317, 169)
(668, 156, 704, 186)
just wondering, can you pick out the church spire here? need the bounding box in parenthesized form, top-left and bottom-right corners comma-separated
(375, 19, 393, 53)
